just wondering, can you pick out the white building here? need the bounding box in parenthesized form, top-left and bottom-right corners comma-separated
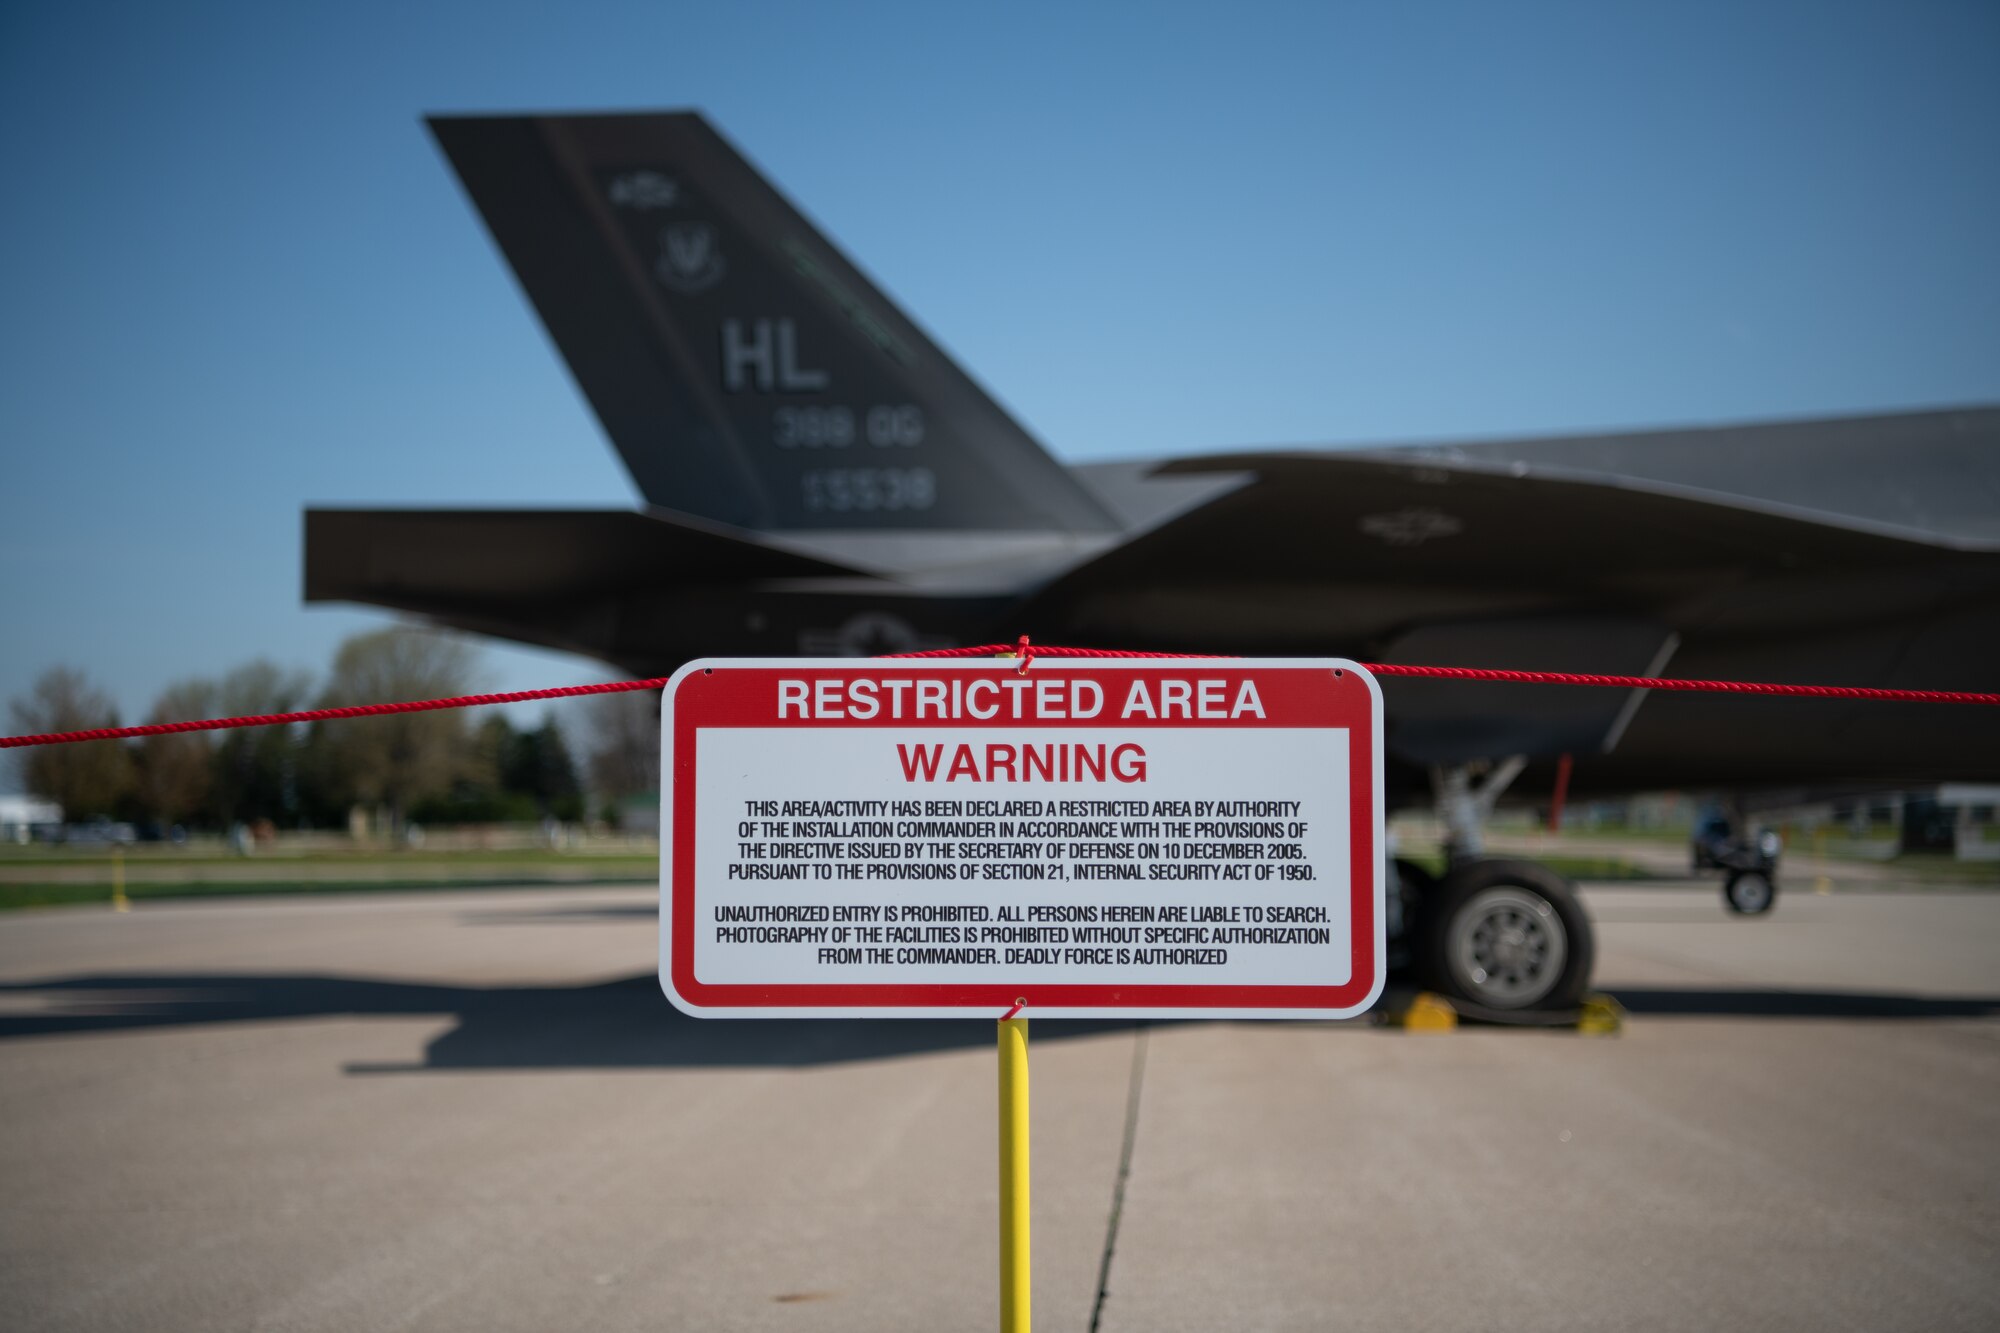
(0, 795, 63, 843)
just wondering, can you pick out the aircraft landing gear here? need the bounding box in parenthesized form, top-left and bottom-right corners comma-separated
(1395, 760, 1599, 1014)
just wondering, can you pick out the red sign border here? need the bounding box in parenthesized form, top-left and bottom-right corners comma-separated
(659, 658, 1384, 1019)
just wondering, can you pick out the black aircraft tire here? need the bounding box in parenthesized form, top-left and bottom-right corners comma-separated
(1388, 858, 1440, 975)
(1393, 856, 1439, 906)
(1722, 869, 1778, 916)
(1418, 859, 1595, 1012)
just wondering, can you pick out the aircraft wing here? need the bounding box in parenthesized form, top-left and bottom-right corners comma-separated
(1029, 439, 1992, 647)
(1021, 440, 2000, 787)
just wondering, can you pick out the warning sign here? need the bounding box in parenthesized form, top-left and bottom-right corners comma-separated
(659, 658, 1383, 1018)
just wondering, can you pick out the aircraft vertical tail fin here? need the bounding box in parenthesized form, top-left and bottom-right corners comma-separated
(429, 112, 1117, 535)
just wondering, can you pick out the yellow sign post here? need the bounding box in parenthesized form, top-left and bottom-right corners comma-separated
(998, 1011, 1030, 1333)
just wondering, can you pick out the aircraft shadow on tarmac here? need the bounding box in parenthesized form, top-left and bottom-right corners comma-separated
(1605, 989, 2000, 1019)
(0, 972, 1140, 1072)
(0, 973, 1996, 1073)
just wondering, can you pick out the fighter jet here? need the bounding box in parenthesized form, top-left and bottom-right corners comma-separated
(306, 112, 2000, 1015)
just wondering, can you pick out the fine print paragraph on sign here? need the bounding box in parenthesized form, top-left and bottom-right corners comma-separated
(659, 659, 1384, 1019)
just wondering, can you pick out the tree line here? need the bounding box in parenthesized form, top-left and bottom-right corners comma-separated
(7, 628, 661, 833)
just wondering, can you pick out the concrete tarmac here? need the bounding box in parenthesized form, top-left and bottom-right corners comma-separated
(1, 882, 1996, 1331)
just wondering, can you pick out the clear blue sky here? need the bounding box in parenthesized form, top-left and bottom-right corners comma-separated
(4, 0, 1997, 776)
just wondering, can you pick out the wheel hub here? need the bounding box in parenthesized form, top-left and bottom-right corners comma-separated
(1489, 925, 1532, 968)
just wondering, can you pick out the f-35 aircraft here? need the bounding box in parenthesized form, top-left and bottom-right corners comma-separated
(306, 112, 2000, 1015)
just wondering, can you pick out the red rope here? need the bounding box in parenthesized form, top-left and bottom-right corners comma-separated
(889, 640, 2000, 707)
(1357, 663, 1999, 707)
(0, 679, 669, 750)
(3, 642, 1993, 750)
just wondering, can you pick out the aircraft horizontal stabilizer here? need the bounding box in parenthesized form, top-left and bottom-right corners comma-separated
(304, 508, 1013, 673)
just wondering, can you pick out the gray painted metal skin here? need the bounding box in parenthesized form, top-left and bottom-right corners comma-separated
(305, 112, 2000, 803)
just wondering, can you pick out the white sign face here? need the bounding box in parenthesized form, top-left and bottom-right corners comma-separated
(659, 658, 1384, 1019)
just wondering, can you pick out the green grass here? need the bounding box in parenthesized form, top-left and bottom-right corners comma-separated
(0, 874, 658, 913)
(1536, 855, 1662, 881)
(1839, 853, 2000, 885)
(0, 846, 657, 868)
(1393, 852, 1659, 882)
(1519, 826, 1693, 844)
